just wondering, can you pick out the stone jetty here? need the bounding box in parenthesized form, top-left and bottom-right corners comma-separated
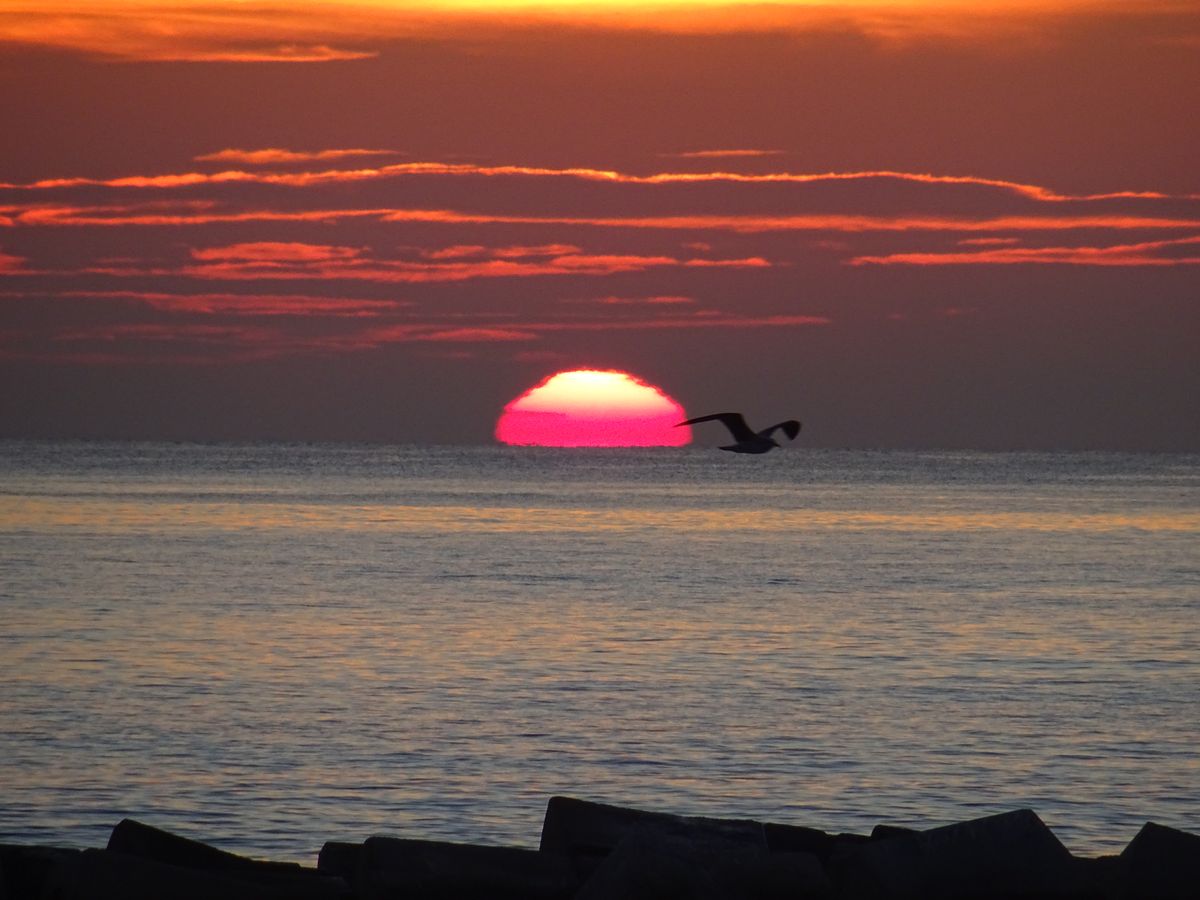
(2, 796, 1198, 899)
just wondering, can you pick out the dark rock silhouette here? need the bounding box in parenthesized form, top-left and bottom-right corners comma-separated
(0, 844, 80, 899)
(829, 808, 1081, 899)
(762, 821, 871, 865)
(573, 826, 830, 900)
(540, 795, 765, 873)
(107, 817, 314, 882)
(1118, 822, 1200, 899)
(317, 841, 363, 880)
(355, 835, 578, 900)
(2, 798, 1198, 900)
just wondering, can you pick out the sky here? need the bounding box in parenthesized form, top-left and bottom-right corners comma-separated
(1, 0, 1197, 449)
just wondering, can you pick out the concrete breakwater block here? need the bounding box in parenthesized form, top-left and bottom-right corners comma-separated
(573, 825, 831, 900)
(318, 840, 363, 880)
(40, 847, 350, 900)
(0, 844, 81, 900)
(540, 795, 767, 865)
(6, 802, 1200, 899)
(762, 821, 872, 864)
(356, 835, 580, 900)
(1117, 822, 1200, 899)
(103, 818, 349, 898)
(830, 808, 1084, 899)
(109, 817, 303, 878)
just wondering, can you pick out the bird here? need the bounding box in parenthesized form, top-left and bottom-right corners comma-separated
(677, 412, 802, 454)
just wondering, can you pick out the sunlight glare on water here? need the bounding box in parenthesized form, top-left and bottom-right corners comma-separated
(1, 442, 1197, 861)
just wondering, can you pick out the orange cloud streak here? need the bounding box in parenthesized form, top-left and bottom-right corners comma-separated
(195, 148, 400, 165)
(55, 290, 408, 316)
(76, 244, 773, 284)
(8, 162, 1189, 202)
(0, 250, 26, 273)
(665, 149, 786, 159)
(7, 202, 1195, 236)
(1, 1, 1188, 63)
(851, 236, 1200, 266)
(189, 242, 365, 262)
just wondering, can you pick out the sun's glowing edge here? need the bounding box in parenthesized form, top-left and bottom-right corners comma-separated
(495, 369, 691, 447)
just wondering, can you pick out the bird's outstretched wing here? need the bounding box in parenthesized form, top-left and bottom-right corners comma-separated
(758, 420, 802, 441)
(676, 412, 757, 442)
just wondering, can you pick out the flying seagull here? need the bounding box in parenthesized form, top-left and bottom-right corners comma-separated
(677, 412, 802, 454)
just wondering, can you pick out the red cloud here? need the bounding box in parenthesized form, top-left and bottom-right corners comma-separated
(59, 290, 406, 317)
(171, 247, 773, 284)
(958, 237, 1022, 246)
(665, 149, 786, 159)
(9, 162, 1191, 203)
(195, 148, 399, 165)
(0, 250, 26, 273)
(56, 322, 277, 344)
(3, 0, 1196, 65)
(851, 235, 1200, 266)
(190, 242, 364, 262)
(417, 328, 538, 342)
(9, 201, 1196, 236)
(421, 244, 582, 260)
(565, 295, 696, 306)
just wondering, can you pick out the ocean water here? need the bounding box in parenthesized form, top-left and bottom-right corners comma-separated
(1, 440, 1197, 862)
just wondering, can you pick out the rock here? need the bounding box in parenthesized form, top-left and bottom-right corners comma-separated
(317, 841, 362, 880)
(0, 844, 81, 900)
(104, 820, 348, 898)
(871, 824, 920, 841)
(356, 835, 579, 900)
(1070, 855, 1123, 900)
(574, 825, 830, 900)
(539, 795, 765, 874)
(108, 818, 303, 877)
(831, 808, 1084, 899)
(41, 848, 333, 900)
(763, 822, 869, 864)
(1118, 822, 1200, 899)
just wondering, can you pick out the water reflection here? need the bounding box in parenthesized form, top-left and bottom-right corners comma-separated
(1, 445, 1197, 860)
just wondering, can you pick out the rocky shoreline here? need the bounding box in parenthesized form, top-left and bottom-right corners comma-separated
(2, 796, 1197, 899)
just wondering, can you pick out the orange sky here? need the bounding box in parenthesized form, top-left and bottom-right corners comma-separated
(1, 0, 1197, 447)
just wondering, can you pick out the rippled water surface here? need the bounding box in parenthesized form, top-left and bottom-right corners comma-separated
(1, 441, 1197, 860)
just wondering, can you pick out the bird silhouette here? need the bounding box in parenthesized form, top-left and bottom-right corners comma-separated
(677, 412, 801, 454)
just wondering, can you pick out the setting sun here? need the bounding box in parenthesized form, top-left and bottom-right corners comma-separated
(495, 369, 690, 447)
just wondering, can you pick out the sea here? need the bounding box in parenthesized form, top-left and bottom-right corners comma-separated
(1, 440, 1197, 862)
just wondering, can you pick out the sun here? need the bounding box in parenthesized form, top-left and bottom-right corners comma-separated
(495, 369, 691, 447)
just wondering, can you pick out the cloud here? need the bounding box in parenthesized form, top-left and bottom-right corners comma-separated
(3, 0, 1195, 63)
(0, 202, 390, 228)
(89, 243, 777, 284)
(189, 242, 365, 262)
(356, 311, 830, 349)
(664, 149, 786, 159)
(165, 45, 375, 63)
(195, 148, 400, 165)
(6, 200, 1197, 236)
(0, 5, 380, 62)
(0, 250, 26, 273)
(416, 328, 538, 342)
(563, 295, 696, 306)
(56, 290, 408, 317)
(851, 235, 1200, 266)
(421, 244, 582, 260)
(520, 312, 832, 334)
(7, 289, 830, 364)
(55, 321, 277, 345)
(8, 160, 1190, 202)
